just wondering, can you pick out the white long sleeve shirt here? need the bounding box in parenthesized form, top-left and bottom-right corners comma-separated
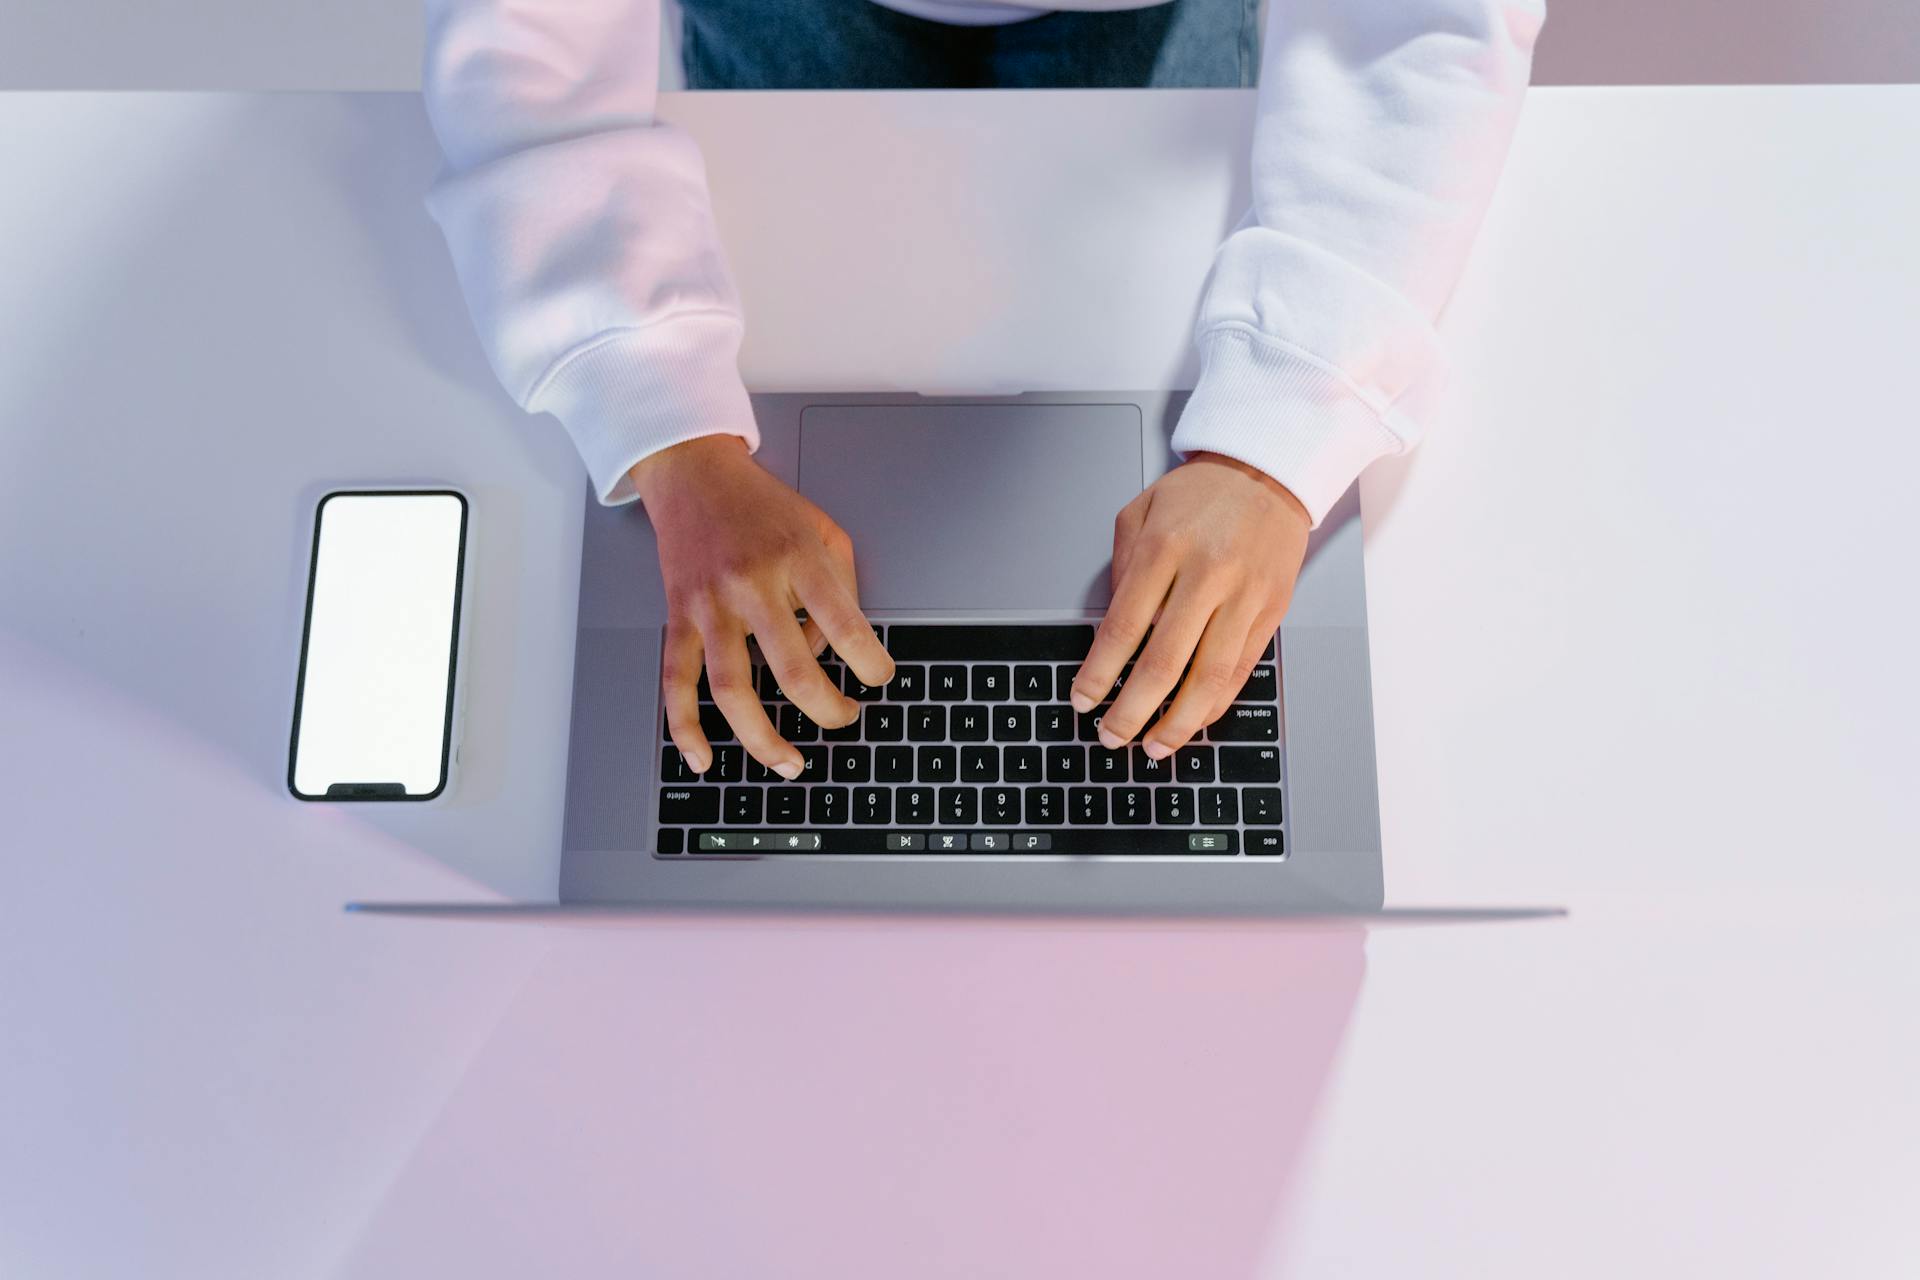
(423, 0, 1542, 524)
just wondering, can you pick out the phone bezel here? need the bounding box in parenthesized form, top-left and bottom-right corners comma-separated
(286, 487, 470, 802)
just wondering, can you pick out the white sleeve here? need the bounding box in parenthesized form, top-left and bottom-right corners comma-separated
(1172, 0, 1545, 525)
(422, 0, 757, 505)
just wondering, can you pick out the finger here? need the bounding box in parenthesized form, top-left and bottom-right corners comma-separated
(1099, 576, 1214, 754)
(799, 613, 828, 657)
(699, 610, 804, 779)
(794, 553, 893, 689)
(1148, 601, 1259, 755)
(1071, 532, 1176, 715)
(1109, 493, 1149, 595)
(661, 616, 711, 773)
(1204, 614, 1277, 726)
(751, 599, 857, 732)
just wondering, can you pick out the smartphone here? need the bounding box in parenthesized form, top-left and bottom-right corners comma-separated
(288, 488, 469, 801)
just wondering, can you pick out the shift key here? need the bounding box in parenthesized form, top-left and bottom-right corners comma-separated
(1210, 705, 1278, 742)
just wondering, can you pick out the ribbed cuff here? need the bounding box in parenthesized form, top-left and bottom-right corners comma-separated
(1172, 326, 1412, 527)
(528, 315, 760, 506)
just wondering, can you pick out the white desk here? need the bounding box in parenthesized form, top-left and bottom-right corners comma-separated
(1, 88, 1916, 1278)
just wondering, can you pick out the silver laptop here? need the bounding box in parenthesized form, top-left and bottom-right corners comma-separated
(556, 390, 1384, 915)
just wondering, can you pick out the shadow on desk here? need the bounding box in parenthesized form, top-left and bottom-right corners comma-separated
(330, 917, 1365, 1279)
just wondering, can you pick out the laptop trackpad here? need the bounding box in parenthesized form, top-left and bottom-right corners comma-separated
(797, 402, 1144, 611)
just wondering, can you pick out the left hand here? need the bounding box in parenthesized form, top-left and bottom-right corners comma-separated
(1068, 452, 1311, 758)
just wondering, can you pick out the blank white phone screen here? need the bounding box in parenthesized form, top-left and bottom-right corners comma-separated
(291, 491, 465, 798)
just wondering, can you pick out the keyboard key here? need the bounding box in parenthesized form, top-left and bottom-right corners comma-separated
(831, 746, 871, 783)
(939, 786, 979, 825)
(1024, 787, 1064, 825)
(853, 787, 891, 825)
(864, 704, 904, 741)
(992, 706, 1032, 741)
(1243, 787, 1283, 825)
(723, 786, 763, 825)
(897, 786, 934, 824)
(888, 664, 926, 701)
(1075, 707, 1106, 742)
(928, 831, 969, 853)
(1187, 832, 1238, 853)
(660, 746, 700, 783)
(1014, 665, 1052, 701)
(656, 826, 685, 854)
(1249, 830, 1285, 856)
(983, 786, 1020, 825)
(1045, 745, 1087, 783)
(1219, 747, 1281, 783)
(960, 745, 999, 782)
(745, 756, 779, 783)
(1035, 705, 1075, 742)
(822, 710, 863, 742)
(875, 745, 913, 782)
(710, 745, 744, 782)
(1175, 746, 1215, 783)
(1003, 746, 1042, 783)
(971, 665, 1010, 701)
(907, 704, 946, 742)
(768, 786, 806, 824)
(917, 746, 958, 784)
(1055, 664, 1079, 702)
(1089, 746, 1128, 782)
(796, 744, 828, 782)
(970, 833, 1010, 851)
(658, 787, 721, 824)
(776, 704, 819, 743)
(1153, 786, 1195, 825)
(950, 705, 989, 742)
(1068, 787, 1107, 824)
(929, 664, 968, 700)
(755, 665, 781, 701)
(1210, 704, 1278, 742)
(1199, 787, 1238, 825)
(1133, 749, 1171, 784)
(808, 786, 849, 825)
(1236, 664, 1277, 703)
(1013, 832, 1052, 852)
(889, 624, 1095, 661)
(843, 668, 886, 702)
(887, 833, 926, 851)
(698, 704, 735, 743)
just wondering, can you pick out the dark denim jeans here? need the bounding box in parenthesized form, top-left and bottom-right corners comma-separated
(679, 0, 1261, 90)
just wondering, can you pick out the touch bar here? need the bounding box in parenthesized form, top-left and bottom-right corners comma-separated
(689, 829, 1244, 855)
(884, 625, 1096, 661)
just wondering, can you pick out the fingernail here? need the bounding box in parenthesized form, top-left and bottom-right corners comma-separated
(1098, 728, 1124, 750)
(1143, 740, 1171, 760)
(775, 760, 803, 780)
(1068, 690, 1095, 714)
(691, 753, 711, 774)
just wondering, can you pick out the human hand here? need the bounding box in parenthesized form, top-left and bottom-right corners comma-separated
(1068, 452, 1310, 758)
(629, 434, 894, 779)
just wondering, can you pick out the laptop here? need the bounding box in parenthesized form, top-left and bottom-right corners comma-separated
(553, 390, 1387, 915)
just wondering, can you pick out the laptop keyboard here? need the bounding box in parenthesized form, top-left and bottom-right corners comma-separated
(655, 624, 1284, 858)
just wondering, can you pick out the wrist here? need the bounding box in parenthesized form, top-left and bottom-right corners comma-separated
(628, 433, 750, 509)
(1185, 450, 1312, 526)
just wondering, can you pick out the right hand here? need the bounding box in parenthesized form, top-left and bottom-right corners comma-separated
(629, 434, 893, 780)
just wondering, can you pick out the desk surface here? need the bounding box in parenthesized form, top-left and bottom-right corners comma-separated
(1, 88, 1917, 1278)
